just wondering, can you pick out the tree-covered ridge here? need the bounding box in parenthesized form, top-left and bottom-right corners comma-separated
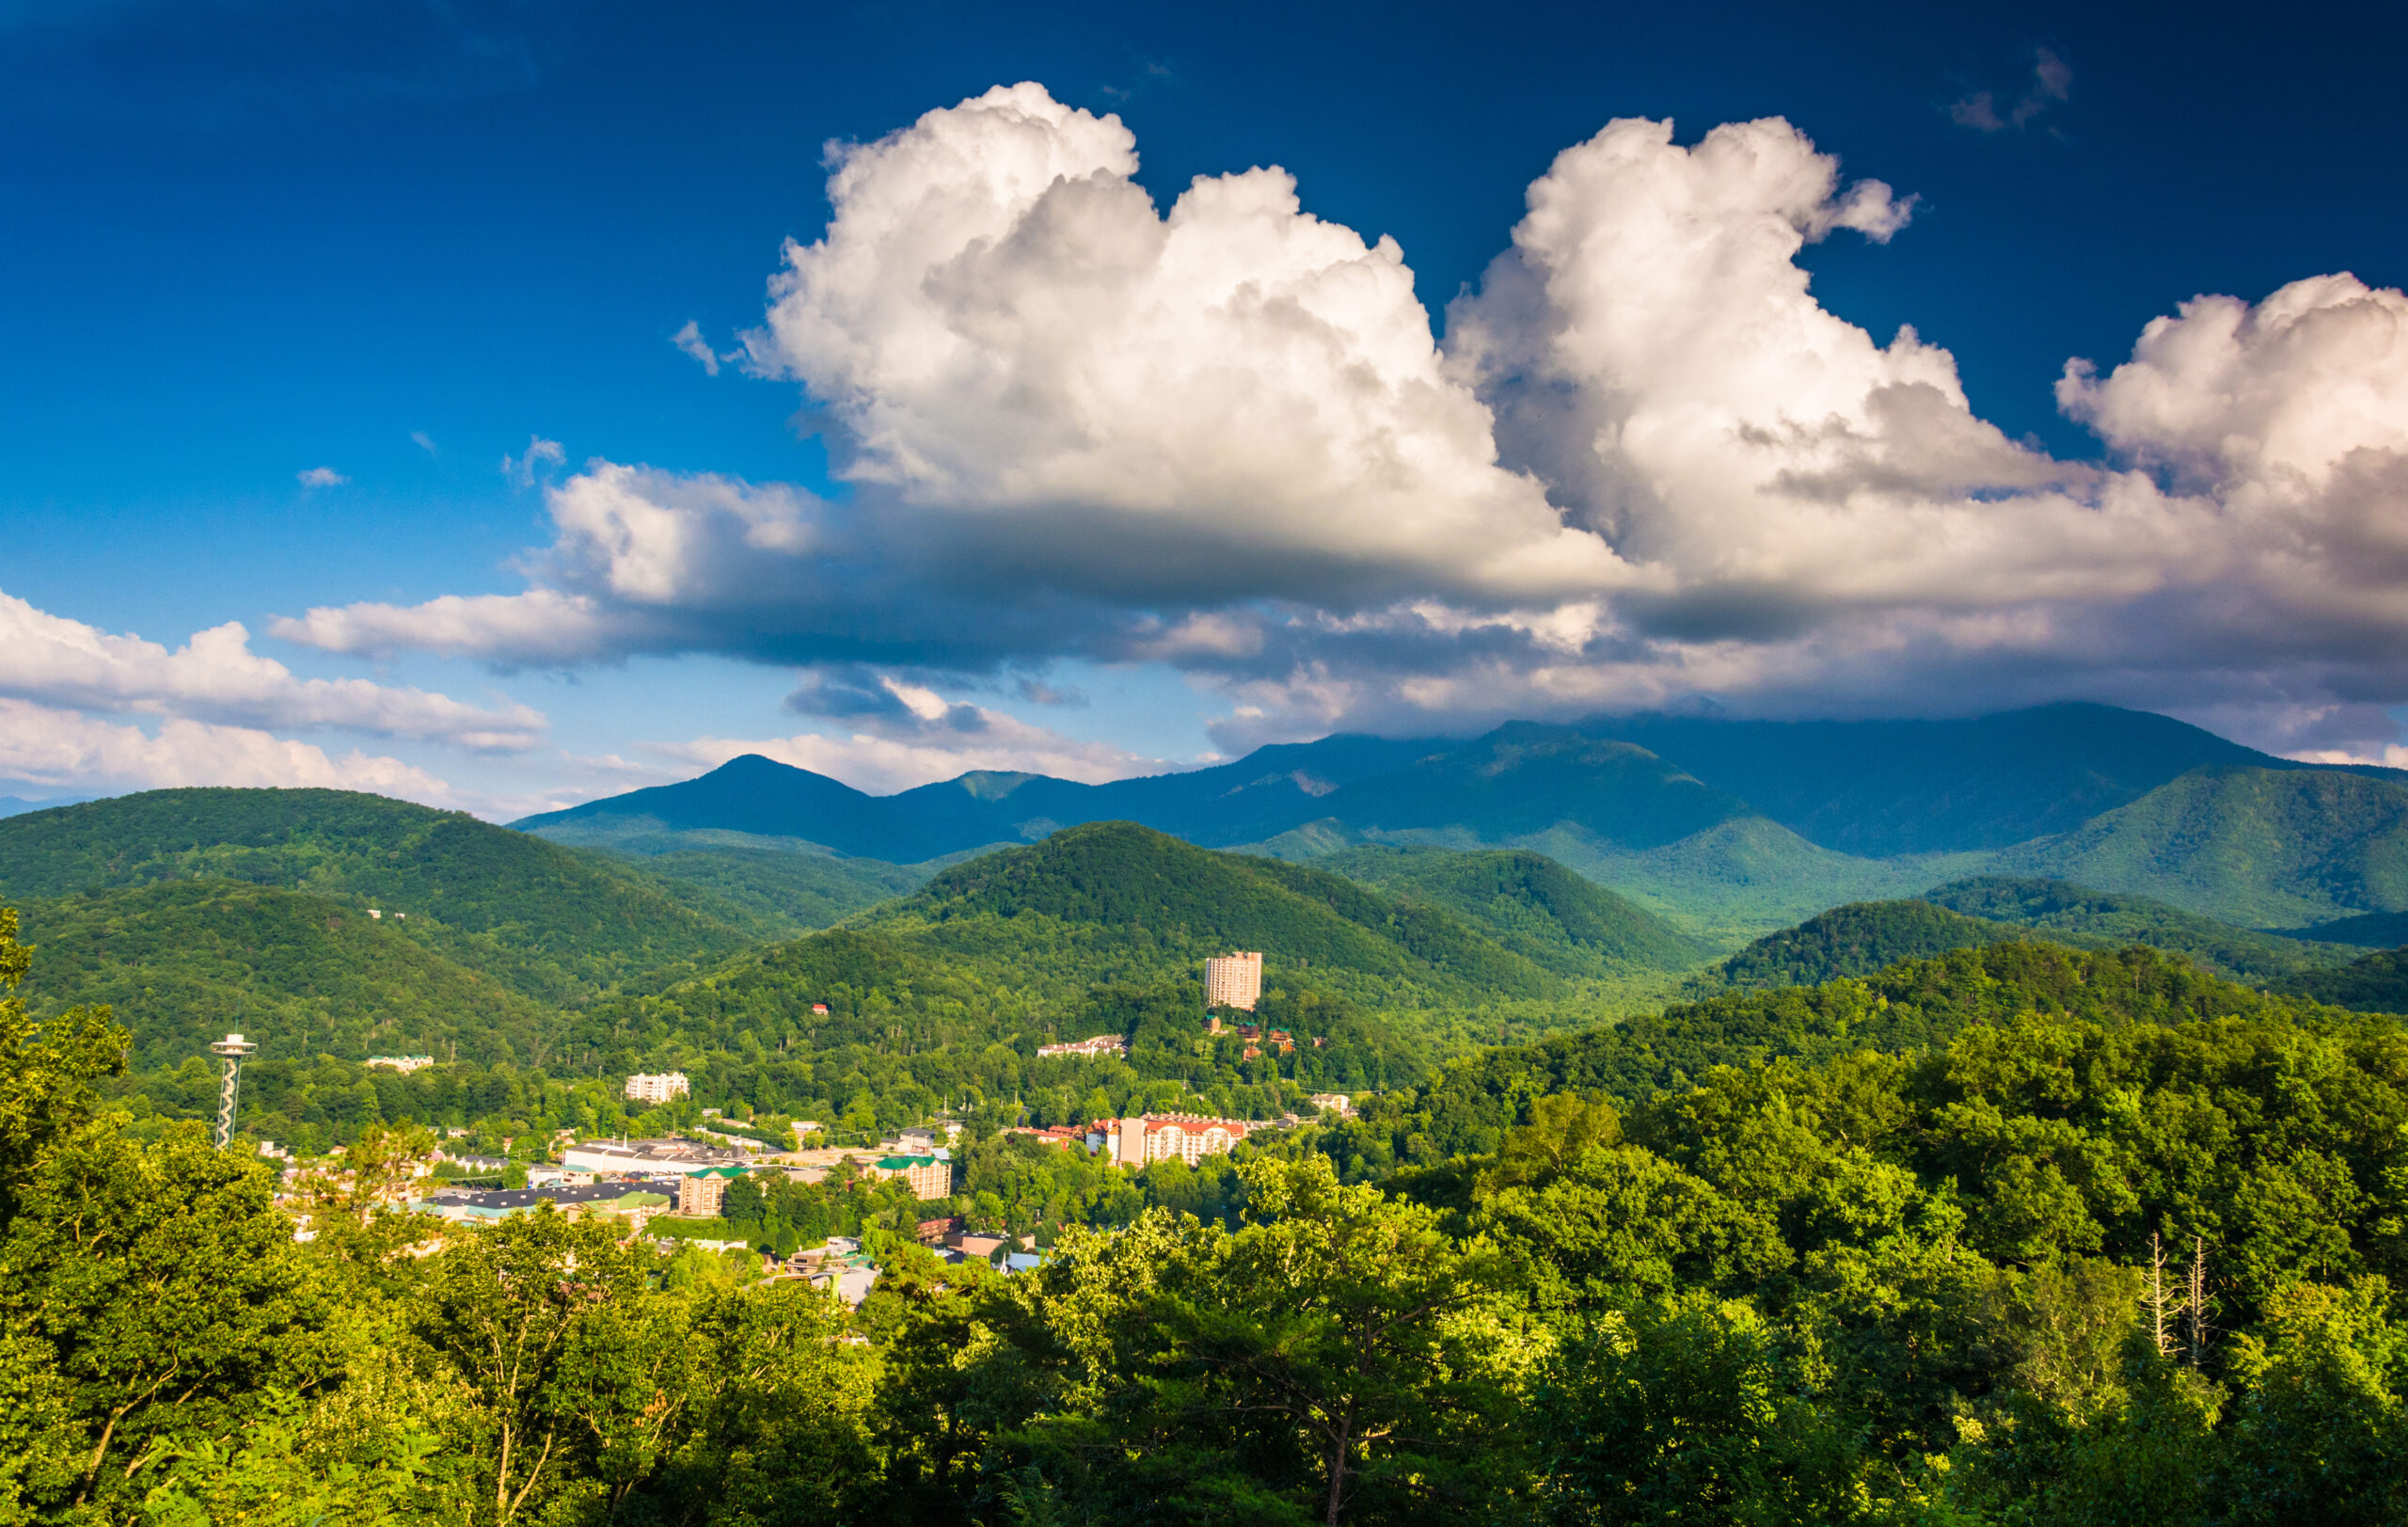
(2278, 946, 2408, 1015)
(1712, 899, 2020, 989)
(1925, 874, 2359, 981)
(0, 787, 759, 1005)
(1304, 843, 1708, 975)
(1327, 940, 2343, 1173)
(604, 843, 928, 936)
(9, 881, 567, 1068)
(1709, 879, 2362, 994)
(874, 820, 1561, 1003)
(1996, 764, 2408, 927)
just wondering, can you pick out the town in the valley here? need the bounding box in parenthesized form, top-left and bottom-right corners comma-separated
(264, 948, 1354, 1305)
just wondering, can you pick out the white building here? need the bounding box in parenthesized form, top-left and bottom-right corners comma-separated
(624, 1072, 690, 1105)
(364, 1055, 435, 1074)
(1308, 1092, 1356, 1118)
(1037, 1033, 1129, 1059)
(1204, 952, 1263, 1011)
(561, 1137, 749, 1178)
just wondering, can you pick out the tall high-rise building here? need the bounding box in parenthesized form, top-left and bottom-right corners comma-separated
(1204, 951, 1263, 1011)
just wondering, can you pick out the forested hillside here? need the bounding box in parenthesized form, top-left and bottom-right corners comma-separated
(1334, 939, 2337, 1170)
(1305, 843, 1710, 975)
(1710, 898, 2021, 987)
(8, 881, 564, 1068)
(1999, 765, 2408, 927)
(866, 820, 1564, 1006)
(14, 905, 2408, 1523)
(1922, 874, 2357, 979)
(0, 788, 761, 1007)
(1710, 878, 2363, 991)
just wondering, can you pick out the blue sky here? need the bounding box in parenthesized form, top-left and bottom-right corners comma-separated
(4, 0, 2405, 816)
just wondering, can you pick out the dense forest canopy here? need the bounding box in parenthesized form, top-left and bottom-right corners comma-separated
(9, 899, 2408, 1524)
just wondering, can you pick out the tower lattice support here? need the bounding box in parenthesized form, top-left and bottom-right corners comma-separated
(209, 1033, 258, 1149)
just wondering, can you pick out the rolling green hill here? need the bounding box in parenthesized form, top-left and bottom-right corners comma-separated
(867, 820, 1560, 1005)
(1706, 877, 2362, 993)
(0, 787, 759, 1007)
(550, 837, 931, 936)
(1995, 765, 2408, 927)
(1710, 899, 2021, 988)
(1302, 844, 1709, 975)
(1517, 816, 1986, 933)
(1342, 939, 2355, 1169)
(10, 880, 567, 1068)
(2275, 946, 2408, 1014)
(1922, 874, 2355, 981)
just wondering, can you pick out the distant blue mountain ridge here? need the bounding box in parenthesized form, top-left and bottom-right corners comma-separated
(512, 703, 2408, 932)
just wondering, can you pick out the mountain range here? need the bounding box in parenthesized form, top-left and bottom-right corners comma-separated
(515, 703, 2408, 934)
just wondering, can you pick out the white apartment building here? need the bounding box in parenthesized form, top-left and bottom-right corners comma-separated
(624, 1072, 690, 1105)
(364, 1055, 435, 1074)
(1037, 1033, 1129, 1059)
(1204, 952, 1263, 1011)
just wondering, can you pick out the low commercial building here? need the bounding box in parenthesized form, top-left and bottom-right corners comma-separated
(562, 1137, 753, 1178)
(624, 1072, 690, 1105)
(423, 1180, 675, 1224)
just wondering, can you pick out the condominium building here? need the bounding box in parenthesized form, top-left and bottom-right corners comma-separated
(1204, 951, 1263, 1011)
(1109, 1114, 1254, 1168)
(677, 1164, 750, 1217)
(624, 1072, 690, 1105)
(874, 1154, 953, 1201)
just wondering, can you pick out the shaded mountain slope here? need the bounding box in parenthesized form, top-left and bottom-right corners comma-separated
(2277, 947, 2408, 1014)
(1995, 766, 2408, 927)
(1579, 702, 2298, 856)
(1303, 724, 1749, 849)
(1922, 875, 2353, 982)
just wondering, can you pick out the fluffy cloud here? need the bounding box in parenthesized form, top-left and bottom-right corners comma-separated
(0, 697, 465, 806)
(296, 466, 348, 488)
(275, 85, 2408, 761)
(751, 81, 1626, 607)
(1, 590, 545, 750)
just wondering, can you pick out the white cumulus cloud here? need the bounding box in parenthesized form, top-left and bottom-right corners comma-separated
(270, 85, 2408, 762)
(0, 589, 546, 751)
(0, 697, 467, 806)
(751, 81, 1628, 607)
(296, 466, 348, 488)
